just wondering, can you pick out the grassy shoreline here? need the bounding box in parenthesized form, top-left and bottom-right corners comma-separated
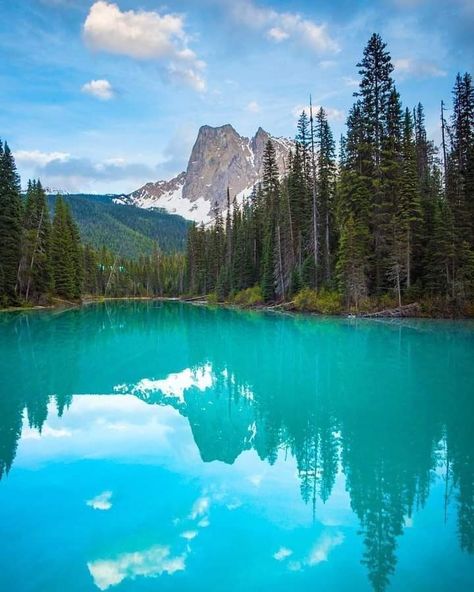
(1, 294, 473, 319)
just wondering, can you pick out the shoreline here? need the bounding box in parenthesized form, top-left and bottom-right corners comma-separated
(1, 295, 473, 320)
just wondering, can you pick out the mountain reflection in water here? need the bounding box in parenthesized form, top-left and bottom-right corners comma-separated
(0, 302, 473, 591)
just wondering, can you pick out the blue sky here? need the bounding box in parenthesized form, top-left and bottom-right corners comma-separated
(0, 0, 472, 193)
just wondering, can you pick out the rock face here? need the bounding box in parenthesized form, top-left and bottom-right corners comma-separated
(117, 124, 293, 223)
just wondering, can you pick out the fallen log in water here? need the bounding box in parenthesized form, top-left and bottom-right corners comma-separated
(181, 295, 208, 302)
(361, 302, 421, 318)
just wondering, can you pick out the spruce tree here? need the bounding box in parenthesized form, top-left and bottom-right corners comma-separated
(50, 197, 78, 299)
(261, 140, 280, 302)
(336, 215, 368, 309)
(0, 141, 22, 305)
(356, 34, 395, 293)
(315, 107, 336, 285)
(400, 108, 422, 290)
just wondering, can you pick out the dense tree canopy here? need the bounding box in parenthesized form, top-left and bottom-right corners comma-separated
(185, 34, 474, 315)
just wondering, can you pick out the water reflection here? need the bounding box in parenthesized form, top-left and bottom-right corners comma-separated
(0, 302, 473, 591)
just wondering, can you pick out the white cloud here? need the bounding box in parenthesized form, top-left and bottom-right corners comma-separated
(292, 104, 345, 122)
(246, 100, 261, 113)
(273, 547, 293, 561)
(88, 545, 186, 590)
(166, 62, 206, 93)
(83, 1, 206, 91)
(14, 150, 70, 167)
(87, 490, 113, 511)
(229, 0, 339, 54)
(267, 27, 289, 42)
(82, 79, 114, 100)
(393, 57, 447, 78)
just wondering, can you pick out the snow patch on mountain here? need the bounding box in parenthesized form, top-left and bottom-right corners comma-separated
(118, 125, 293, 224)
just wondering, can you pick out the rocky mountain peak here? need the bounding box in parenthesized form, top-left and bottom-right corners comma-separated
(120, 124, 294, 223)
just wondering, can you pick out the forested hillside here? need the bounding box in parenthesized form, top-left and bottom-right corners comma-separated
(47, 194, 189, 258)
(0, 165, 186, 307)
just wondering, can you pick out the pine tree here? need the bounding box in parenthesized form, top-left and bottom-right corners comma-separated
(0, 141, 22, 305)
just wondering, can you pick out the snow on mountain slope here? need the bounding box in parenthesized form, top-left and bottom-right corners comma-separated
(114, 172, 211, 223)
(116, 125, 294, 224)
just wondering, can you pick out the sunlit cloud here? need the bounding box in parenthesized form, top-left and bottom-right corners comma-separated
(229, 0, 339, 54)
(83, 1, 206, 91)
(82, 79, 115, 100)
(267, 27, 289, 42)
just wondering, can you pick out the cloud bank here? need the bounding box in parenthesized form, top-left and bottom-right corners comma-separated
(229, 0, 339, 54)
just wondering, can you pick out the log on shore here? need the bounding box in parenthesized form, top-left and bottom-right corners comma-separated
(361, 302, 421, 318)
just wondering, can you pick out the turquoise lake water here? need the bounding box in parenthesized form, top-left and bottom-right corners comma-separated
(0, 301, 473, 591)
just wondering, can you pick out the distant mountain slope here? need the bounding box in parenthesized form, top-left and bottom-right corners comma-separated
(118, 124, 294, 223)
(47, 194, 189, 259)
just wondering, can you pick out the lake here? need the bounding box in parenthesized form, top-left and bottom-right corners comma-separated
(0, 301, 473, 591)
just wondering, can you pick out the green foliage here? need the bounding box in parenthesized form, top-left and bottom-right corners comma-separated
(293, 287, 343, 314)
(232, 285, 264, 307)
(0, 140, 22, 304)
(207, 292, 218, 305)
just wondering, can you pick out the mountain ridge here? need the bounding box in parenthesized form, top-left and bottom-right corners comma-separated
(115, 124, 293, 223)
